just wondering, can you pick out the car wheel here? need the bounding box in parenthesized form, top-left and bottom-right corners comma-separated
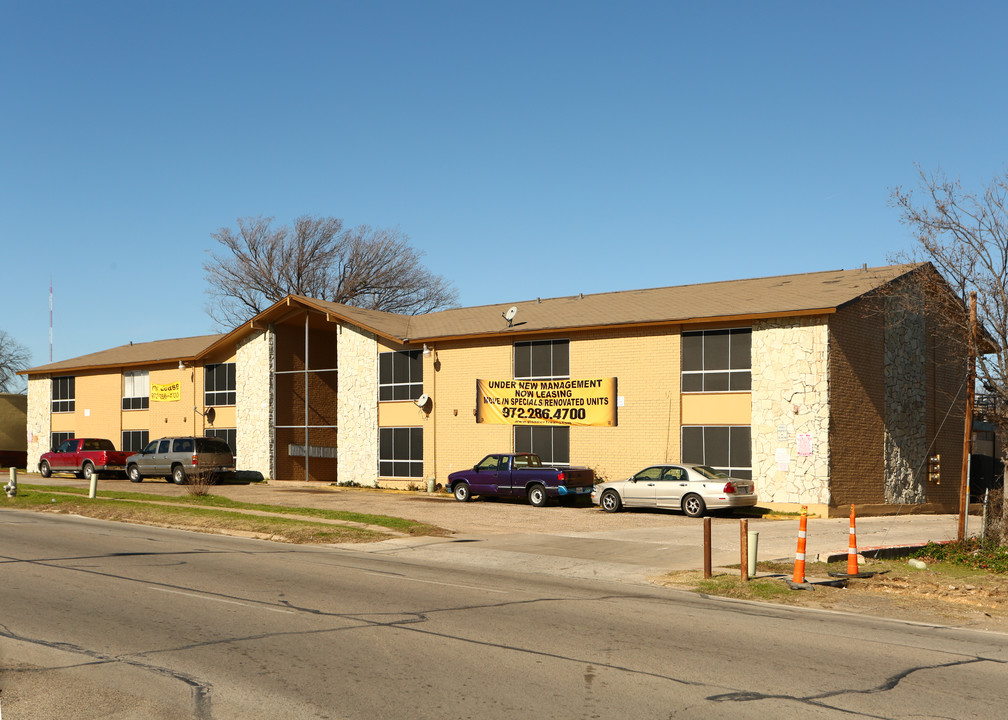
(127, 464, 143, 483)
(172, 465, 187, 485)
(527, 484, 547, 507)
(82, 462, 95, 481)
(682, 494, 706, 518)
(600, 489, 622, 513)
(40, 460, 52, 478)
(453, 483, 471, 502)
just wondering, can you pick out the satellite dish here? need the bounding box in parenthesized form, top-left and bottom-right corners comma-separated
(503, 306, 518, 326)
(414, 393, 430, 408)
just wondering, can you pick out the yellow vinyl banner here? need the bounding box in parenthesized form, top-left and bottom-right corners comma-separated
(151, 382, 181, 402)
(477, 378, 617, 427)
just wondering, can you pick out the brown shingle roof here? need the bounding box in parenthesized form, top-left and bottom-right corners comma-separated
(24, 334, 225, 375)
(24, 263, 925, 374)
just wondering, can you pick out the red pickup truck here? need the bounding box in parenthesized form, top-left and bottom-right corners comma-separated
(39, 438, 131, 480)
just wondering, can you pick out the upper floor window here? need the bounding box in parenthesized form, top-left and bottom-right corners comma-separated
(379, 351, 422, 401)
(514, 339, 570, 380)
(204, 363, 236, 406)
(681, 328, 751, 392)
(122, 370, 150, 410)
(52, 376, 75, 413)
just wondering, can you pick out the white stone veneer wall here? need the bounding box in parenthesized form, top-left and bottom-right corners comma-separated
(751, 317, 831, 505)
(883, 292, 927, 503)
(337, 324, 378, 486)
(235, 328, 274, 478)
(26, 376, 51, 470)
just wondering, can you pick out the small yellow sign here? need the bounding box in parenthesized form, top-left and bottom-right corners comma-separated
(477, 378, 617, 427)
(151, 382, 181, 402)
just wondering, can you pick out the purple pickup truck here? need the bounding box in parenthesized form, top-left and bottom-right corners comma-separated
(447, 453, 595, 507)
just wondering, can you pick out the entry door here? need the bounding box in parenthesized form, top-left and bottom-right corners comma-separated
(656, 466, 688, 509)
(471, 455, 504, 495)
(622, 466, 663, 507)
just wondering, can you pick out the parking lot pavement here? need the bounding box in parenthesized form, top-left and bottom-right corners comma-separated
(20, 474, 965, 586)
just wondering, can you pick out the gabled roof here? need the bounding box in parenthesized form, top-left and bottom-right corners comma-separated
(23, 334, 225, 375)
(402, 264, 924, 342)
(24, 263, 926, 375)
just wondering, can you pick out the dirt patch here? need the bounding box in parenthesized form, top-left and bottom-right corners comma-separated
(657, 559, 1008, 633)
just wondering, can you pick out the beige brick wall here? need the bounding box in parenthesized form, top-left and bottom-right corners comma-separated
(428, 326, 680, 485)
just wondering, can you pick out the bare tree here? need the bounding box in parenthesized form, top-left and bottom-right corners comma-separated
(890, 165, 1008, 540)
(203, 215, 459, 327)
(0, 330, 30, 393)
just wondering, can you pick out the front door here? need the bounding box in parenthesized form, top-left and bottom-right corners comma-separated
(621, 466, 663, 508)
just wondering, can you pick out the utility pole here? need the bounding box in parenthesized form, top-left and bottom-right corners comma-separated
(958, 291, 977, 542)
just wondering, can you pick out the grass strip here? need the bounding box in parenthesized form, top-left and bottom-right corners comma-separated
(20, 484, 444, 536)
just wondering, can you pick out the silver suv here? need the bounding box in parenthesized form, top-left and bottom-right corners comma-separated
(126, 436, 235, 484)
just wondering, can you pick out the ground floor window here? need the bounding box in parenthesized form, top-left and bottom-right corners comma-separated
(122, 430, 149, 453)
(514, 425, 570, 467)
(681, 425, 751, 479)
(50, 432, 75, 451)
(206, 428, 237, 458)
(379, 427, 423, 478)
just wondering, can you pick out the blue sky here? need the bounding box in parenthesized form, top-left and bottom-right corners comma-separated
(3, 1, 1007, 374)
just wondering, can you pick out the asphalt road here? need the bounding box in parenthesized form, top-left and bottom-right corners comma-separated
(2, 510, 1006, 719)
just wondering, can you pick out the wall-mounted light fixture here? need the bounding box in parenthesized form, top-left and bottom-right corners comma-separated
(178, 360, 185, 370)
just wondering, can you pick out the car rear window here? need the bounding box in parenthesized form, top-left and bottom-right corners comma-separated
(195, 438, 231, 454)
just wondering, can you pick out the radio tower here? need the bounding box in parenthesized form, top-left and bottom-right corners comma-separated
(49, 276, 53, 362)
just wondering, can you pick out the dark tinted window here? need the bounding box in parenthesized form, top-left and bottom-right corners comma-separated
(378, 351, 423, 402)
(514, 340, 570, 380)
(514, 425, 570, 466)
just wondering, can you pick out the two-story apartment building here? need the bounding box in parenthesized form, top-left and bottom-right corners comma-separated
(22, 262, 971, 517)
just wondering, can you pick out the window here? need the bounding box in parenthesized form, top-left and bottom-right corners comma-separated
(122, 370, 149, 410)
(52, 376, 75, 413)
(514, 425, 570, 467)
(205, 428, 236, 457)
(51, 432, 75, 451)
(122, 430, 149, 453)
(204, 363, 236, 406)
(681, 328, 751, 392)
(378, 351, 423, 402)
(379, 427, 423, 478)
(514, 340, 570, 380)
(682, 425, 752, 479)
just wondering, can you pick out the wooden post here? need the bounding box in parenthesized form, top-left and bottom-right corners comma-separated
(703, 517, 712, 579)
(959, 292, 977, 542)
(740, 519, 749, 582)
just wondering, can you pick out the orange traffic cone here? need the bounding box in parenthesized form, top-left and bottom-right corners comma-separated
(792, 505, 808, 584)
(847, 504, 859, 575)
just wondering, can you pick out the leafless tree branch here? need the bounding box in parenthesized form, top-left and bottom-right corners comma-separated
(203, 215, 459, 327)
(0, 330, 31, 393)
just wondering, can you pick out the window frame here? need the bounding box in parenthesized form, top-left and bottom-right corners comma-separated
(513, 339, 571, 380)
(122, 430, 149, 453)
(52, 376, 76, 413)
(514, 425, 570, 467)
(378, 350, 423, 402)
(681, 425, 752, 479)
(51, 432, 75, 451)
(378, 426, 423, 478)
(681, 327, 752, 393)
(204, 362, 236, 407)
(122, 370, 150, 411)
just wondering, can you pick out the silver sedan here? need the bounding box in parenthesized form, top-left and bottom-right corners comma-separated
(591, 464, 757, 518)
